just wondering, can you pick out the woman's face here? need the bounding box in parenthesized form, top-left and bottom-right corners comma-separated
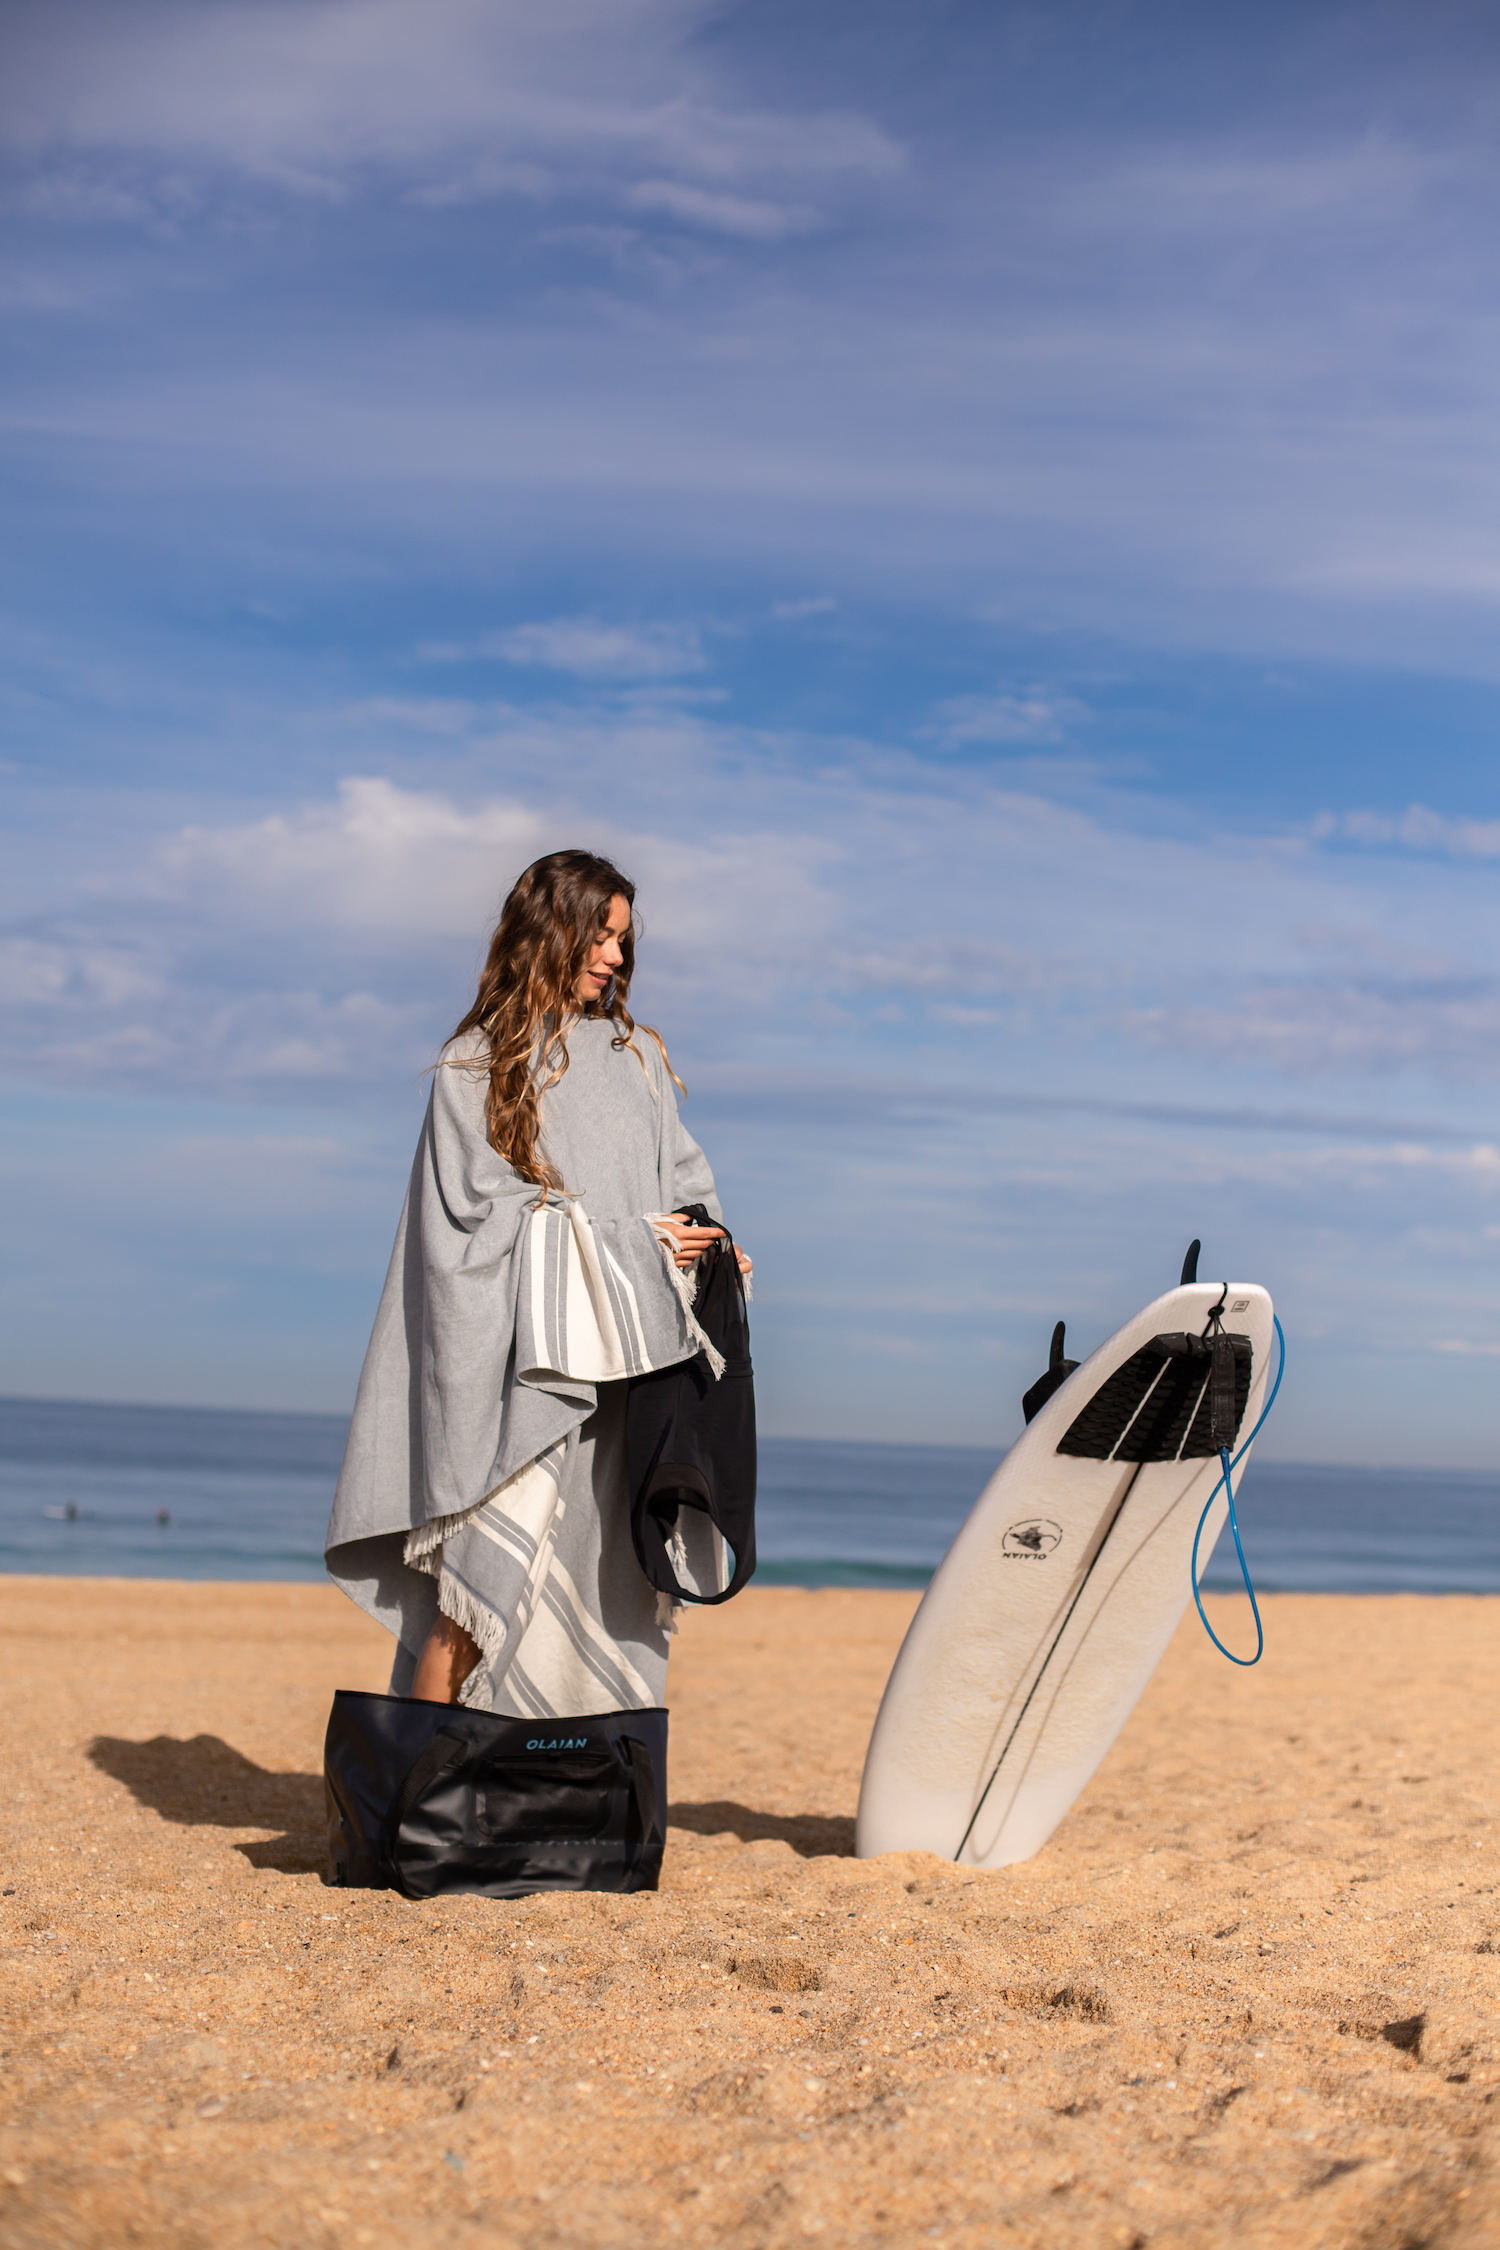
(574, 894, 632, 1007)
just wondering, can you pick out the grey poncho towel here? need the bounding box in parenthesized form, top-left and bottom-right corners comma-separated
(326, 1019, 728, 1717)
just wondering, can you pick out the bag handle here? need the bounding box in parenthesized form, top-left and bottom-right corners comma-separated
(672, 1201, 723, 1232)
(672, 1202, 738, 1262)
(383, 1731, 468, 1896)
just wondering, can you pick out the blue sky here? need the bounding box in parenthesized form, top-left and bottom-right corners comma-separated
(4, 0, 1500, 1463)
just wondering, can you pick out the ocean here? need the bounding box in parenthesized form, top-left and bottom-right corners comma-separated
(2, 1393, 1498, 1595)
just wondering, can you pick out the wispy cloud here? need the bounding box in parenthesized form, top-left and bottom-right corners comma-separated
(1134, 976, 1500, 1082)
(1308, 1142, 1500, 1180)
(837, 1330, 939, 1362)
(1, 0, 900, 206)
(770, 596, 837, 620)
(7, 702, 1500, 1113)
(420, 618, 706, 679)
(928, 691, 1088, 747)
(153, 775, 544, 937)
(626, 179, 820, 240)
(834, 937, 1092, 1001)
(1313, 805, 1500, 860)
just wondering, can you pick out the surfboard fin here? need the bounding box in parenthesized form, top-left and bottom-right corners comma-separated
(1021, 1319, 1080, 1424)
(1180, 1238, 1201, 1285)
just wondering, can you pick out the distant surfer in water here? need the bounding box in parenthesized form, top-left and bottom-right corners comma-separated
(324, 850, 750, 1714)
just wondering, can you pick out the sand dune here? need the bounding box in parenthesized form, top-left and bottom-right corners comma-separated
(1, 1576, 1498, 2248)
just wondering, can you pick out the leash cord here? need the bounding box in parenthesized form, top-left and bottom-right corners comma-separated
(1189, 1314, 1285, 1666)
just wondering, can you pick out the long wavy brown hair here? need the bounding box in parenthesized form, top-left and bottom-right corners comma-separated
(447, 849, 674, 1196)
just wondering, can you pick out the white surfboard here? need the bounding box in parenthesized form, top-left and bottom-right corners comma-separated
(855, 1269, 1277, 1870)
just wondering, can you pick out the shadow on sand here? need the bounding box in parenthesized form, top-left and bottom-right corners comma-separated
(667, 1801, 855, 1858)
(87, 1736, 856, 1872)
(88, 1734, 326, 1874)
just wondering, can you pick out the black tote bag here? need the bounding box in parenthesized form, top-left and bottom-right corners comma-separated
(324, 1692, 667, 1899)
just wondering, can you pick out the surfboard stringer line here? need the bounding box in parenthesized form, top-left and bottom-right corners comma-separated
(951, 1459, 1144, 1861)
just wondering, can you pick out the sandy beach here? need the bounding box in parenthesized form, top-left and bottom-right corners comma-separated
(2, 1577, 1498, 2249)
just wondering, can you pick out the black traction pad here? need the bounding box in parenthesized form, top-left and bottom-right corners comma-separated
(1057, 1333, 1252, 1462)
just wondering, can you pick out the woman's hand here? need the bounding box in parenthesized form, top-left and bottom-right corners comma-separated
(657, 1217, 753, 1279)
(657, 1216, 724, 1268)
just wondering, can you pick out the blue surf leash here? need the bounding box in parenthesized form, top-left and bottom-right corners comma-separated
(1190, 1313, 1285, 1667)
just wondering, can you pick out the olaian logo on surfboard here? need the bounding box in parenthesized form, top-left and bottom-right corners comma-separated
(1002, 1518, 1063, 1560)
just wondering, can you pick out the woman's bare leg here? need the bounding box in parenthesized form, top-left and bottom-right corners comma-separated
(411, 1614, 482, 1703)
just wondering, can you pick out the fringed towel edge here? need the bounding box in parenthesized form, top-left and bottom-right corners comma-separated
(654, 1589, 682, 1634)
(437, 1569, 506, 1709)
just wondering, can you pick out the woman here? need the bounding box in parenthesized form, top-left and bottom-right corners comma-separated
(325, 850, 750, 1715)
